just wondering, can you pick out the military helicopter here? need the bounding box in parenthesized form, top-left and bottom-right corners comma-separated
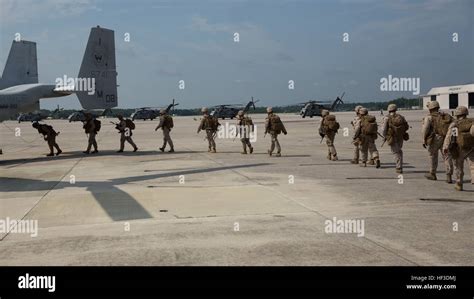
(17, 105, 64, 123)
(131, 99, 179, 121)
(210, 97, 259, 119)
(299, 92, 345, 118)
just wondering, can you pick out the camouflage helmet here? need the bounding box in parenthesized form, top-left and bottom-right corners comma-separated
(237, 110, 244, 116)
(388, 104, 397, 112)
(321, 109, 329, 116)
(32, 121, 39, 128)
(427, 101, 440, 110)
(359, 107, 368, 115)
(266, 107, 273, 113)
(201, 107, 208, 113)
(159, 109, 166, 115)
(454, 106, 468, 116)
(355, 105, 363, 113)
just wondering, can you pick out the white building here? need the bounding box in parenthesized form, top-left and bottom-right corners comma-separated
(422, 83, 474, 110)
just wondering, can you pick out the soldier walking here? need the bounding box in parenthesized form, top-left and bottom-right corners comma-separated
(32, 122, 62, 156)
(155, 109, 175, 153)
(422, 100, 454, 182)
(351, 106, 363, 164)
(443, 106, 474, 191)
(197, 107, 219, 153)
(116, 115, 138, 153)
(319, 110, 339, 161)
(236, 110, 254, 154)
(355, 108, 381, 168)
(382, 104, 409, 173)
(265, 107, 287, 157)
(83, 113, 99, 154)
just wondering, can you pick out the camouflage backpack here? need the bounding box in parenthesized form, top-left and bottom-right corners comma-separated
(324, 115, 340, 132)
(388, 114, 409, 142)
(361, 115, 378, 136)
(242, 117, 254, 131)
(205, 116, 219, 131)
(431, 112, 453, 137)
(125, 118, 135, 130)
(269, 114, 284, 134)
(164, 115, 174, 128)
(94, 119, 101, 132)
(457, 118, 474, 151)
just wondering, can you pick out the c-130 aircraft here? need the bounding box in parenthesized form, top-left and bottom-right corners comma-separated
(0, 26, 118, 123)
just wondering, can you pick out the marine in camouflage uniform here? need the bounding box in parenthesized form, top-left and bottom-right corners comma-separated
(117, 115, 138, 153)
(421, 100, 453, 183)
(319, 110, 338, 161)
(32, 122, 62, 156)
(443, 106, 474, 191)
(155, 109, 174, 153)
(351, 105, 363, 164)
(382, 104, 408, 174)
(236, 110, 253, 154)
(265, 107, 287, 157)
(197, 107, 217, 153)
(83, 113, 98, 154)
(354, 108, 380, 168)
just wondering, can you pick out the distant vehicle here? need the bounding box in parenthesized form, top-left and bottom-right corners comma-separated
(68, 109, 107, 122)
(17, 105, 63, 123)
(299, 92, 345, 118)
(68, 111, 87, 122)
(131, 99, 179, 121)
(210, 97, 259, 119)
(131, 109, 159, 121)
(17, 112, 46, 123)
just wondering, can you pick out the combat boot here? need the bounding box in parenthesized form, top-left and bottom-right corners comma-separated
(360, 162, 367, 167)
(91, 150, 98, 154)
(211, 148, 216, 153)
(455, 182, 463, 191)
(46, 153, 54, 157)
(327, 154, 331, 160)
(331, 155, 338, 161)
(168, 148, 175, 153)
(350, 159, 358, 164)
(275, 152, 281, 157)
(133, 147, 138, 152)
(159, 147, 165, 152)
(446, 174, 453, 184)
(375, 159, 381, 169)
(208, 147, 212, 152)
(249, 147, 254, 154)
(267, 150, 272, 157)
(367, 159, 375, 165)
(83, 151, 90, 154)
(56, 149, 62, 156)
(424, 173, 437, 180)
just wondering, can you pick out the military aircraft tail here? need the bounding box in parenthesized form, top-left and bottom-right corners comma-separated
(77, 26, 118, 109)
(0, 40, 38, 90)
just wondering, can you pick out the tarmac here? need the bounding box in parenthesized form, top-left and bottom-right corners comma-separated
(0, 110, 473, 265)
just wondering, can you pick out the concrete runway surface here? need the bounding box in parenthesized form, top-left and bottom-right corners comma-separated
(0, 110, 473, 265)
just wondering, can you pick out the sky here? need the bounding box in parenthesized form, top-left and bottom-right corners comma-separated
(0, 0, 473, 109)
